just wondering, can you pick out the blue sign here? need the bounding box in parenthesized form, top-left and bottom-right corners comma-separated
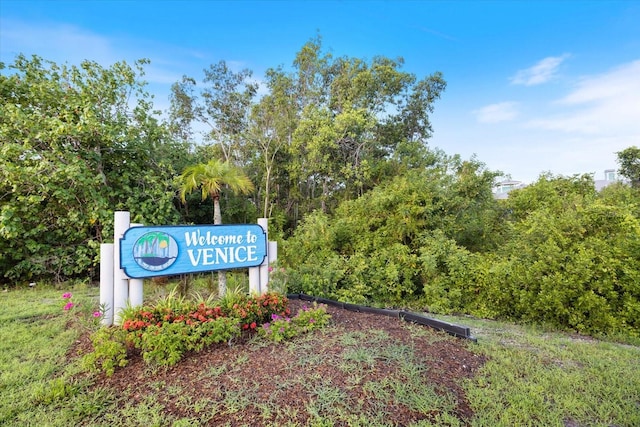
(120, 224, 267, 278)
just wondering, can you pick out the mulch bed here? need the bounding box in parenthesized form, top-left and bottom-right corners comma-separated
(74, 299, 487, 426)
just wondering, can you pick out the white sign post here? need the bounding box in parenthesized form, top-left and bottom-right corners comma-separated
(99, 243, 114, 326)
(113, 211, 130, 325)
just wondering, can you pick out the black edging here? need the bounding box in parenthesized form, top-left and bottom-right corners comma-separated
(287, 293, 477, 342)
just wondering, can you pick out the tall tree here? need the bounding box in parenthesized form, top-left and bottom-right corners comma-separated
(169, 61, 258, 163)
(283, 39, 446, 218)
(169, 37, 446, 232)
(0, 55, 181, 283)
(616, 146, 640, 187)
(178, 159, 254, 296)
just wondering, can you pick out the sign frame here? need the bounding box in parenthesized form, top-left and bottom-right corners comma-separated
(119, 224, 267, 279)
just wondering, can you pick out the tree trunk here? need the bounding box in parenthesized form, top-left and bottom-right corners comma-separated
(213, 195, 227, 296)
(263, 164, 271, 218)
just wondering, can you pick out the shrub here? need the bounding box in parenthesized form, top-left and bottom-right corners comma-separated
(259, 303, 331, 342)
(84, 292, 301, 373)
(134, 318, 239, 366)
(222, 292, 290, 331)
(81, 327, 129, 377)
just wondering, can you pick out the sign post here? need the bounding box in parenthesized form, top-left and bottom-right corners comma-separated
(99, 243, 114, 326)
(113, 211, 130, 325)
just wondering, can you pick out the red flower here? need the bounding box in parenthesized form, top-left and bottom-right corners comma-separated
(250, 322, 257, 329)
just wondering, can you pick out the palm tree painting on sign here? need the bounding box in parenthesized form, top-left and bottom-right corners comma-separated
(178, 159, 254, 296)
(133, 231, 178, 271)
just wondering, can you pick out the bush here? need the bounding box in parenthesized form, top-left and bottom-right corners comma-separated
(133, 317, 239, 367)
(81, 327, 129, 377)
(258, 303, 331, 342)
(83, 292, 309, 373)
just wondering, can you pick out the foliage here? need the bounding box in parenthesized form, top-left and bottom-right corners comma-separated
(169, 36, 447, 230)
(283, 171, 640, 339)
(485, 183, 640, 336)
(81, 327, 129, 376)
(266, 263, 289, 294)
(283, 156, 502, 306)
(0, 55, 185, 284)
(84, 291, 293, 371)
(60, 291, 104, 331)
(133, 317, 239, 367)
(178, 159, 255, 219)
(258, 302, 331, 342)
(220, 291, 291, 330)
(616, 145, 640, 186)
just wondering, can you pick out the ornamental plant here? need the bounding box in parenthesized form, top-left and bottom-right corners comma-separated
(81, 327, 129, 376)
(259, 303, 331, 343)
(267, 263, 289, 294)
(222, 292, 290, 331)
(61, 292, 104, 330)
(83, 292, 332, 374)
(131, 317, 239, 366)
(84, 292, 296, 373)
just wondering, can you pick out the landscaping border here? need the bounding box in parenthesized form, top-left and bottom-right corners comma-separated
(287, 293, 477, 342)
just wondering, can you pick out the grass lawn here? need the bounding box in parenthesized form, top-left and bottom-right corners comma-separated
(1, 283, 638, 426)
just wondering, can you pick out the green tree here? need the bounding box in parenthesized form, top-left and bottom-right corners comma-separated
(171, 37, 446, 232)
(616, 146, 640, 187)
(283, 153, 502, 305)
(250, 37, 445, 225)
(245, 69, 297, 219)
(169, 61, 257, 163)
(0, 55, 182, 283)
(178, 159, 254, 296)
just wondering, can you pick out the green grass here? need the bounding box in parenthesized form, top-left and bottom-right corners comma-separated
(0, 285, 117, 426)
(1, 283, 639, 426)
(445, 315, 640, 427)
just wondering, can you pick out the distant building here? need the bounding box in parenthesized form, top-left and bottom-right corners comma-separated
(493, 180, 526, 199)
(493, 169, 625, 199)
(594, 169, 621, 191)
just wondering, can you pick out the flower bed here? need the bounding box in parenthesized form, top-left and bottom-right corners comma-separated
(81, 292, 330, 375)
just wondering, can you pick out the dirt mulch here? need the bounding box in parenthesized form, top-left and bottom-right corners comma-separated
(76, 299, 487, 426)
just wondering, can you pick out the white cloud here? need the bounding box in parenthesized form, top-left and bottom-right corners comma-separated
(0, 18, 198, 87)
(527, 60, 640, 134)
(0, 18, 116, 65)
(473, 102, 519, 123)
(511, 54, 570, 86)
(558, 60, 640, 105)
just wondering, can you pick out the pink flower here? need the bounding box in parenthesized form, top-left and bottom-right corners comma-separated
(268, 266, 274, 272)
(92, 311, 102, 318)
(63, 302, 74, 311)
(62, 292, 72, 299)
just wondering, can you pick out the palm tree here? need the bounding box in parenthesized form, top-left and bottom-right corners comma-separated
(179, 159, 254, 296)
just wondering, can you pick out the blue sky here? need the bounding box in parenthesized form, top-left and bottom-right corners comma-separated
(2, 0, 639, 183)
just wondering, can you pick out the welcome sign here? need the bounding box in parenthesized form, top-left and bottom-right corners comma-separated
(120, 224, 267, 278)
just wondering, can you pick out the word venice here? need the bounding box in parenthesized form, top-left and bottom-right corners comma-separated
(120, 224, 267, 279)
(184, 229, 260, 266)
